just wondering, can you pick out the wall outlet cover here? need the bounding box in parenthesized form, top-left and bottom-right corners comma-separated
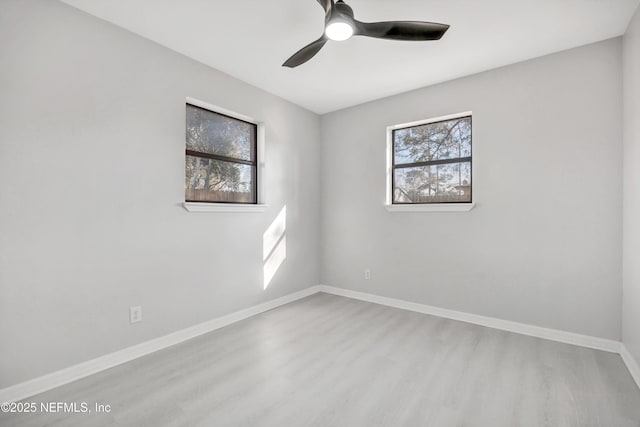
(129, 306, 142, 324)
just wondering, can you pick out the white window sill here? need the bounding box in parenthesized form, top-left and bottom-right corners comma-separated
(183, 202, 267, 213)
(385, 203, 475, 212)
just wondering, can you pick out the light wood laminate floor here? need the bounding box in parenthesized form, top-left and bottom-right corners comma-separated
(2, 292, 640, 426)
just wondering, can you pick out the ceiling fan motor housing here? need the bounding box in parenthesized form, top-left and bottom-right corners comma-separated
(329, 0, 355, 24)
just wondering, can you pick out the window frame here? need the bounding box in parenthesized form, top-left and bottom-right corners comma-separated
(183, 97, 266, 213)
(386, 111, 475, 212)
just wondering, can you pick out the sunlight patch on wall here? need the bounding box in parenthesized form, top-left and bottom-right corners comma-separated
(263, 206, 286, 289)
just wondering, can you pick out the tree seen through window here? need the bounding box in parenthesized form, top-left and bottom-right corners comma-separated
(185, 104, 257, 203)
(392, 115, 472, 204)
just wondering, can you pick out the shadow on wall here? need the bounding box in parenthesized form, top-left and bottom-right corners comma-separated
(263, 206, 286, 289)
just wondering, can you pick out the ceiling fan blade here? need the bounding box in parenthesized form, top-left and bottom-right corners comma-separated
(316, 0, 334, 14)
(354, 20, 449, 41)
(282, 36, 328, 68)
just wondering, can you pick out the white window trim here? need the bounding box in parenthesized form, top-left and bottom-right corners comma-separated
(385, 111, 475, 213)
(183, 97, 267, 213)
(183, 202, 266, 213)
(385, 203, 474, 212)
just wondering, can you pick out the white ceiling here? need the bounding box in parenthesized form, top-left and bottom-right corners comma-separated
(60, 0, 639, 114)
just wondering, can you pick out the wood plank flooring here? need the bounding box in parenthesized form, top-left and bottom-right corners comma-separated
(2, 292, 640, 426)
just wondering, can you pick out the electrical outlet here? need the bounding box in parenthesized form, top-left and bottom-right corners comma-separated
(129, 306, 142, 324)
(364, 269, 371, 280)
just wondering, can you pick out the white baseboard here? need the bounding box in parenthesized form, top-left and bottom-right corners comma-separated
(620, 345, 640, 390)
(315, 285, 640, 390)
(3, 283, 637, 404)
(316, 285, 621, 353)
(0, 285, 321, 404)
(320, 283, 637, 390)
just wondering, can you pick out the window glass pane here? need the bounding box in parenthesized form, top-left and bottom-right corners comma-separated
(394, 116, 471, 165)
(186, 104, 256, 161)
(394, 162, 471, 203)
(185, 155, 255, 203)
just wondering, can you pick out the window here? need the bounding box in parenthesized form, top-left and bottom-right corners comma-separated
(390, 113, 472, 206)
(185, 103, 258, 204)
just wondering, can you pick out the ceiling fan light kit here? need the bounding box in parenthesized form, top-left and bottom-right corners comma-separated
(283, 0, 450, 68)
(325, 0, 355, 41)
(325, 20, 353, 41)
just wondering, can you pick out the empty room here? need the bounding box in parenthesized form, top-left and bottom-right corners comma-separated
(2, 0, 640, 425)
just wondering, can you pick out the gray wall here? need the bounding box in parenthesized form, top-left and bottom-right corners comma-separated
(320, 39, 623, 340)
(0, 0, 320, 388)
(623, 6, 640, 366)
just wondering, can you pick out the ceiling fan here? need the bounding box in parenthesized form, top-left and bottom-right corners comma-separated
(283, 0, 450, 68)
